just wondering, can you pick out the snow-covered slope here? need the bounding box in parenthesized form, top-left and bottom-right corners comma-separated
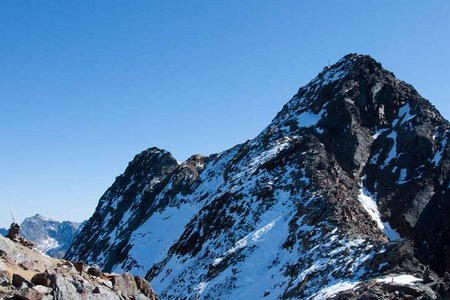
(66, 54, 450, 299)
(18, 214, 84, 258)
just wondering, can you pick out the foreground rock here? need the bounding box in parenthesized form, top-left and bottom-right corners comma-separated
(0, 235, 157, 299)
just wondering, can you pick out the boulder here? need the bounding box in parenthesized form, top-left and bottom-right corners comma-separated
(112, 273, 138, 298)
(87, 265, 102, 277)
(12, 274, 33, 288)
(32, 285, 52, 295)
(19, 260, 34, 271)
(0, 270, 11, 286)
(14, 286, 43, 300)
(72, 261, 85, 274)
(51, 274, 81, 300)
(31, 271, 51, 287)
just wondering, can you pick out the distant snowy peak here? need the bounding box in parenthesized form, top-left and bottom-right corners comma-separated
(31, 213, 52, 221)
(67, 54, 450, 299)
(20, 214, 83, 258)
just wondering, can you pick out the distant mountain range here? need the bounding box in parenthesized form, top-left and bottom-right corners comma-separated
(1, 214, 84, 258)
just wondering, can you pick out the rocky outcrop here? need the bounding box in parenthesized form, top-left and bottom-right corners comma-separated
(0, 235, 158, 299)
(66, 54, 450, 299)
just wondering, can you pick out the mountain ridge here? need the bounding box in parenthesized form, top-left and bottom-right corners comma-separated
(66, 53, 450, 299)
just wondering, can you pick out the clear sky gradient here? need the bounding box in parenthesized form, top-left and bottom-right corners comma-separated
(1, 1, 449, 227)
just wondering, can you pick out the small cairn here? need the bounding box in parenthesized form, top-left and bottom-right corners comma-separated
(6, 223, 34, 248)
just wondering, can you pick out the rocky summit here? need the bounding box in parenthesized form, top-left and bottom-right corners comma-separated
(66, 54, 450, 299)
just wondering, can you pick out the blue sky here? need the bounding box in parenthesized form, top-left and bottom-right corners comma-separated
(1, 1, 449, 227)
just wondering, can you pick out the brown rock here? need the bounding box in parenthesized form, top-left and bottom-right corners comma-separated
(31, 271, 51, 287)
(12, 274, 33, 288)
(72, 261, 85, 274)
(92, 286, 100, 293)
(87, 265, 102, 277)
(21, 260, 35, 271)
(18, 237, 34, 248)
(56, 261, 73, 272)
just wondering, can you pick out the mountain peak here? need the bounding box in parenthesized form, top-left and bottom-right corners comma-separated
(30, 213, 50, 220)
(338, 52, 379, 64)
(133, 147, 174, 162)
(123, 147, 179, 178)
(314, 53, 384, 85)
(67, 56, 450, 299)
(270, 53, 429, 139)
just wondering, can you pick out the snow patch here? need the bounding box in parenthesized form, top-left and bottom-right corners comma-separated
(398, 103, 416, 125)
(213, 219, 278, 267)
(381, 131, 398, 168)
(431, 136, 447, 165)
(376, 274, 422, 285)
(357, 185, 400, 241)
(372, 127, 389, 140)
(397, 168, 408, 184)
(296, 109, 326, 129)
(312, 281, 359, 300)
(35, 237, 59, 254)
(195, 282, 208, 296)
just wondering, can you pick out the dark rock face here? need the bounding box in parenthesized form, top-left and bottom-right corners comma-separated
(66, 54, 450, 299)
